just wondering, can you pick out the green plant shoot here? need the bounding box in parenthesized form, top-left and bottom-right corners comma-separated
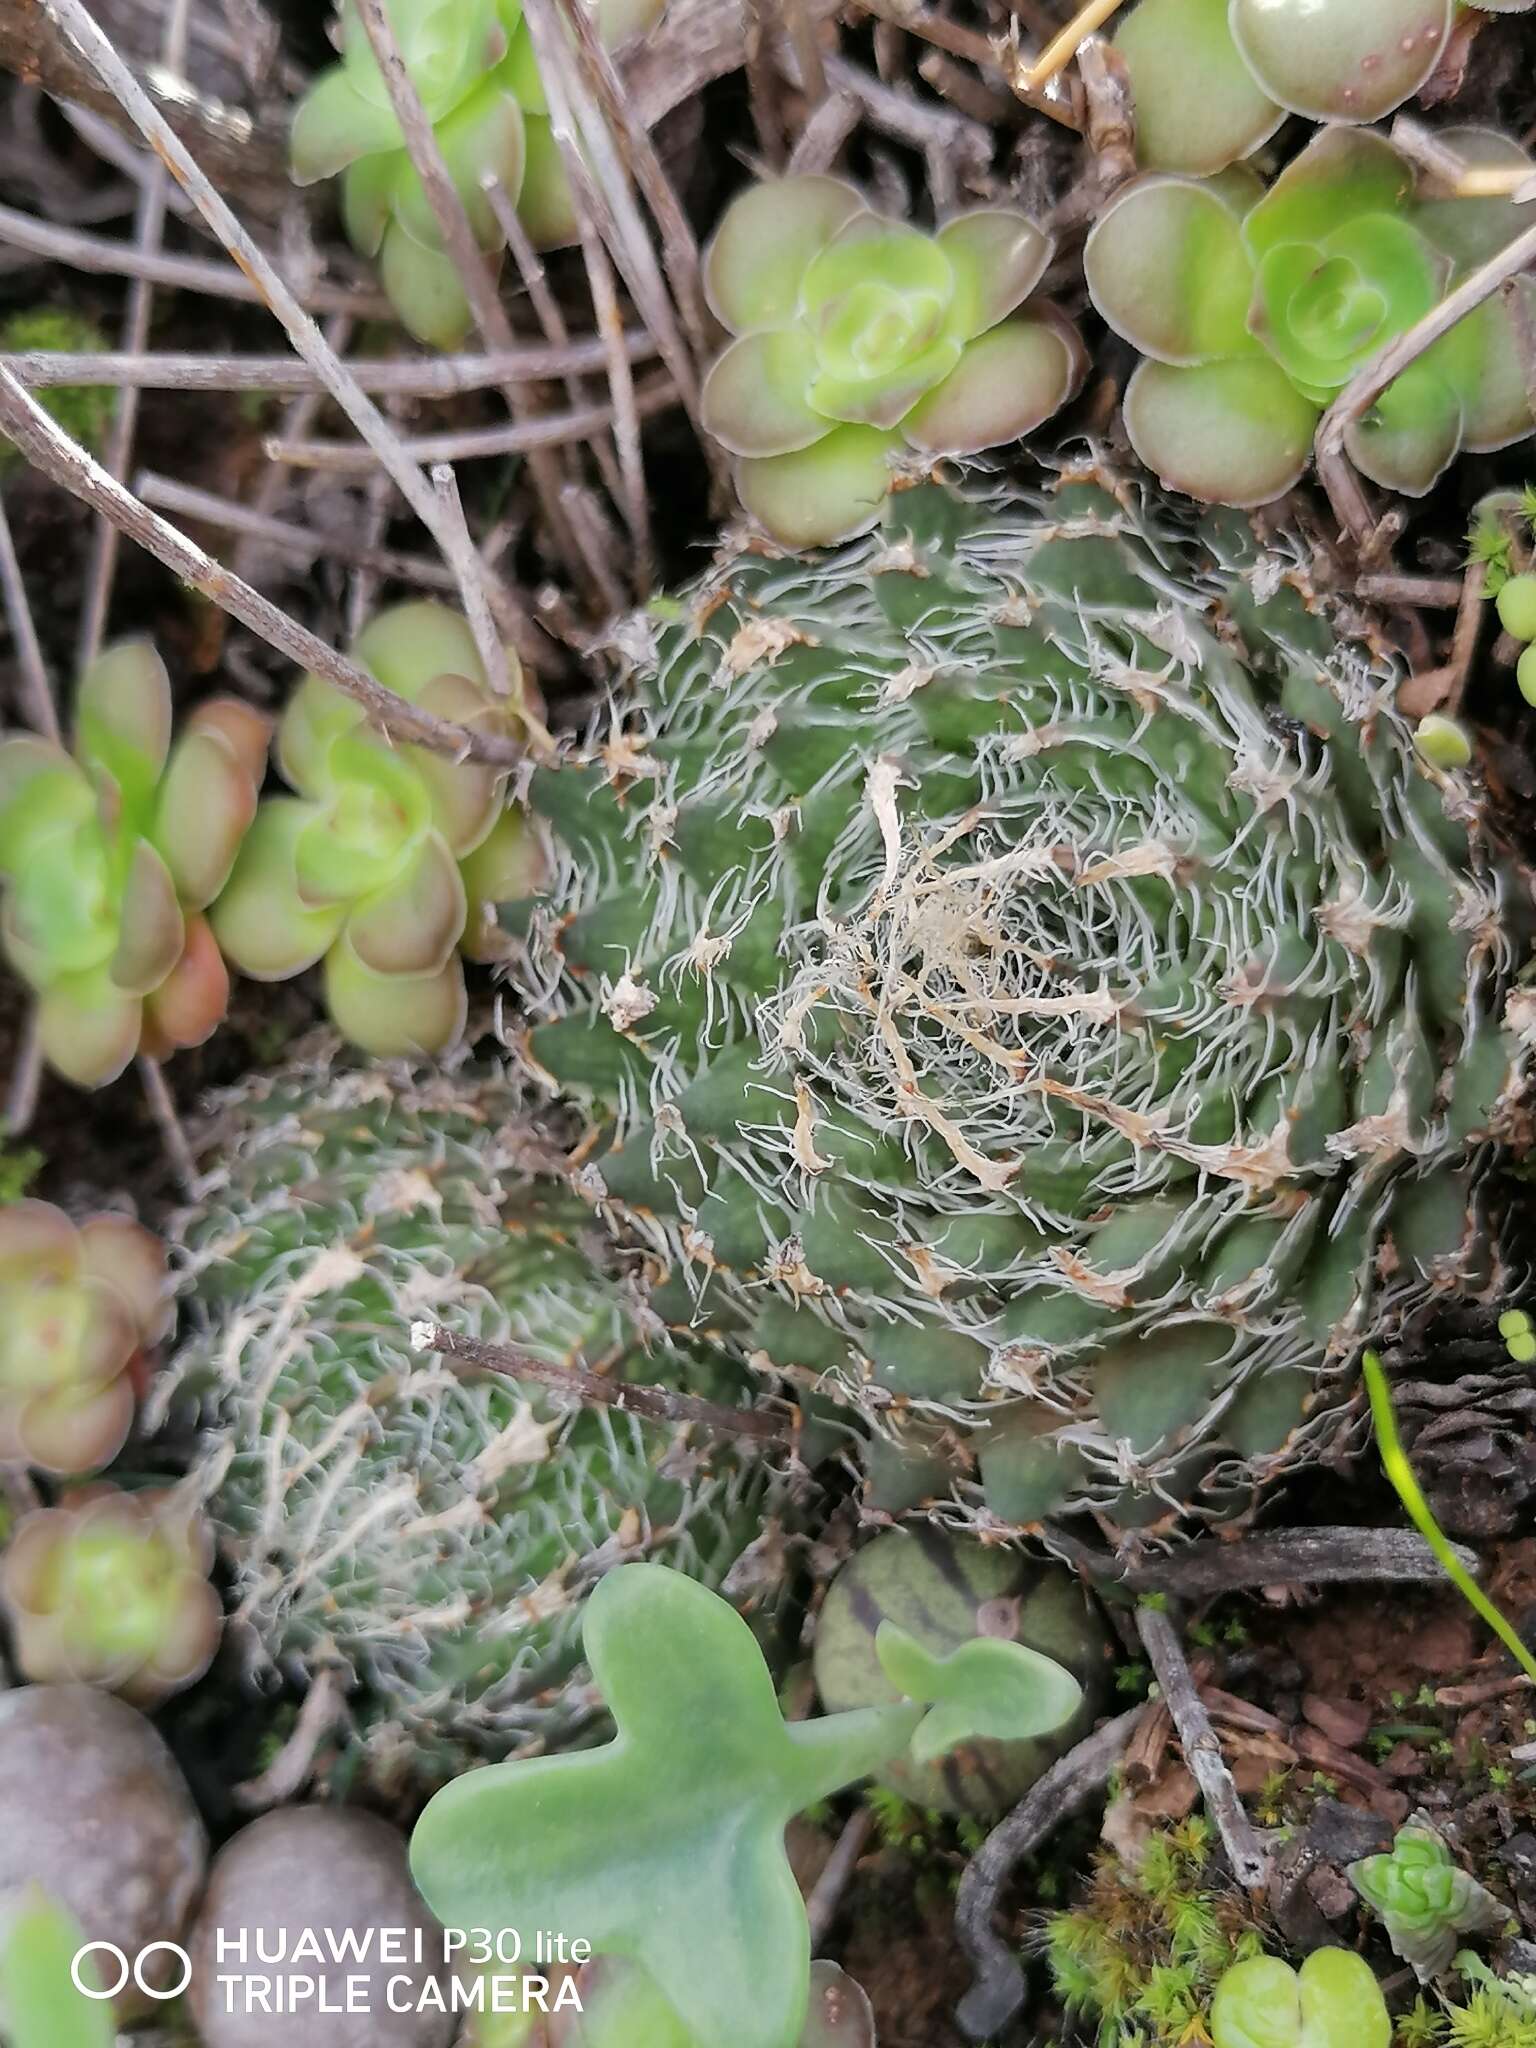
(1362, 1350, 1536, 1684)
(0, 1890, 114, 2048)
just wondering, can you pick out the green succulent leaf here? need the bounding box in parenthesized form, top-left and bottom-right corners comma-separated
(1114, 0, 1282, 174)
(322, 932, 468, 1055)
(704, 176, 871, 334)
(901, 315, 1084, 454)
(736, 424, 904, 550)
(1086, 177, 1257, 364)
(289, 67, 405, 183)
(873, 1619, 1083, 1764)
(1414, 127, 1536, 269)
(0, 1891, 115, 2048)
(1347, 1826, 1505, 1981)
(413, 1565, 920, 2048)
(1227, 0, 1451, 122)
(702, 329, 829, 458)
(934, 209, 1053, 337)
(1345, 358, 1464, 497)
(1211, 1948, 1390, 2048)
(1123, 356, 1318, 506)
(1243, 128, 1414, 262)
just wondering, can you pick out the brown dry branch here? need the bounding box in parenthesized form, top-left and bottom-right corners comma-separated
(1137, 1602, 1269, 1889)
(0, 489, 58, 741)
(0, 199, 388, 317)
(788, 89, 861, 172)
(1317, 215, 1536, 549)
(0, 365, 522, 765)
(854, 0, 1079, 130)
(137, 1051, 196, 1192)
(806, 1806, 876, 1949)
(2, 335, 656, 394)
(0, 0, 291, 213)
(627, 0, 838, 131)
(417, 1323, 799, 1447)
(1397, 560, 1487, 720)
(574, 206, 653, 596)
(232, 1667, 347, 1810)
(955, 1703, 1150, 2040)
(350, 0, 579, 664)
(37, 0, 536, 663)
(1046, 1524, 1482, 1596)
(1358, 573, 1466, 609)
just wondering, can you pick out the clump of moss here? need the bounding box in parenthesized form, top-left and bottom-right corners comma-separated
(1042, 1819, 1267, 2048)
(1397, 1959, 1536, 2048)
(0, 309, 114, 464)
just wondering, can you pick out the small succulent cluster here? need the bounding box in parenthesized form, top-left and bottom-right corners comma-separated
(507, 465, 1523, 1535)
(163, 1052, 794, 1778)
(290, 0, 664, 347)
(1112, 0, 1530, 174)
(1496, 574, 1536, 707)
(1086, 127, 1536, 506)
(1349, 1823, 1507, 1981)
(0, 1199, 168, 1476)
(701, 176, 1084, 548)
(0, 1484, 221, 1706)
(0, 641, 268, 1085)
(212, 602, 538, 1058)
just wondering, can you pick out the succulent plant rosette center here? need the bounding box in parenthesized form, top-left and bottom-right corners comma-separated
(1085, 126, 1536, 507)
(509, 468, 1525, 1535)
(0, 1201, 168, 1476)
(290, 0, 665, 348)
(701, 176, 1085, 549)
(0, 643, 268, 1087)
(212, 601, 540, 1058)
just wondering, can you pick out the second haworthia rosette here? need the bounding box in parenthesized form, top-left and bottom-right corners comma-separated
(1085, 125, 1536, 505)
(702, 176, 1084, 548)
(290, 0, 665, 347)
(0, 1201, 168, 1477)
(1348, 1824, 1506, 1980)
(0, 1484, 221, 1707)
(0, 643, 269, 1086)
(211, 601, 540, 1058)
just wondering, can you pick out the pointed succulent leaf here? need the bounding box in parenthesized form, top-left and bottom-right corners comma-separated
(1085, 178, 1256, 364)
(380, 215, 478, 349)
(703, 330, 829, 458)
(1115, 0, 1282, 173)
(209, 799, 347, 979)
(935, 210, 1053, 337)
(289, 67, 405, 183)
(109, 840, 186, 997)
(515, 114, 581, 248)
(1227, 0, 1451, 122)
(737, 425, 902, 549)
(136, 912, 229, 1060)
(391, 81, 526, 250)
(704, 176, 872, 334)
(341, 148, 401, 256)
(900, 315, 1083, 454)
(0, 1892, 115, 2048)
(873, 1619, 1082, 1764)
(338, 0, 507, 116)
(36, 967, 142, 1088)
(1347, 1824, 1506, 1981)
(1123, 357, 1318, 506)
(153, 727, 264, 909)
(0, 738, 91, 873)
(73, 637, 172, 807)
(323, 934, 468, 1055)
(412, 1565, 920, 2048)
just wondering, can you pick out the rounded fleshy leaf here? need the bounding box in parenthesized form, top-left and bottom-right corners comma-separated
(352, 599, 488, 700)
(289, 67, 404, 184)
(1457, 285, 1536, 452)
(935, 210, 1053, 337)
(800, 218, 955, 331)
(1251, 214, 1442, 396)
(1345, 359, 1463, 497)
(1415, 128, 1536, 269)
(1123, 356, 1319, 506)
(36, 966, 142, 1088)
(1085, 177, 1256, 364)
(109, 841, 185, 997)
(497, 16, 547, 113)
(341, 148, 401, 258)
(702, 329, 828, 458)
(0, 1201, 76, 1287)
(2, 826, 117, 988)
(516, 115, 581, 249)
(338, 0, 507, 117)
(736, 425, 902, 550)
(392, 81, 526, 250)
(323, 935, 468, 1056)
(1244, 128, 1414, 261)
(276, 674, 361, 798)
(153, 729, 262, 910)
(77, 1214, 172, 1342)
(0, 737, 90, 873)
(410, 675, 513, 855)
(704, 176, 872, 334)
(73, 638, 172, 806)
(901, 315, 1082, 454)
(1228, 0, 1451, 122)
(142, 1577, 223, 1695)
(209, 799, 348, 980)
(293, 734, 431, 905)
(344, 830, 467, 977)
(185, 697, 272, 790)
(1115, 0, 1283, 173)
(15, 1375, 136, 1477)
(460, 805, 546, 958)
(380, 215, 479, 350)
(137, 913, 229, 1059)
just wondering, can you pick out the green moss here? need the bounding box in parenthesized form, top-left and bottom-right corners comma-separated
(0, 310, 115, 464)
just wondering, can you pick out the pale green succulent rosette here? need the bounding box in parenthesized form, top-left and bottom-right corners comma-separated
(1086, 126, 1536, 506)
(0, 643, 268, 1087)
(1115, 0, 1465, 173)
(1347, 1825, 1506, 1981)
(210, 601, 535, 1058)
(290, 0, 664, 346)
(701, 176, 1085, 548)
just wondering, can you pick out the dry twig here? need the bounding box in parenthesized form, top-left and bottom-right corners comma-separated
(1136, 1602, 1269, 1889)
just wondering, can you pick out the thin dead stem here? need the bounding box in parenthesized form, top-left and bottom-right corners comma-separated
(0, 492, 60, 741)
(137, 1053, 197, 1194)
(574, 184, 654, 594)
